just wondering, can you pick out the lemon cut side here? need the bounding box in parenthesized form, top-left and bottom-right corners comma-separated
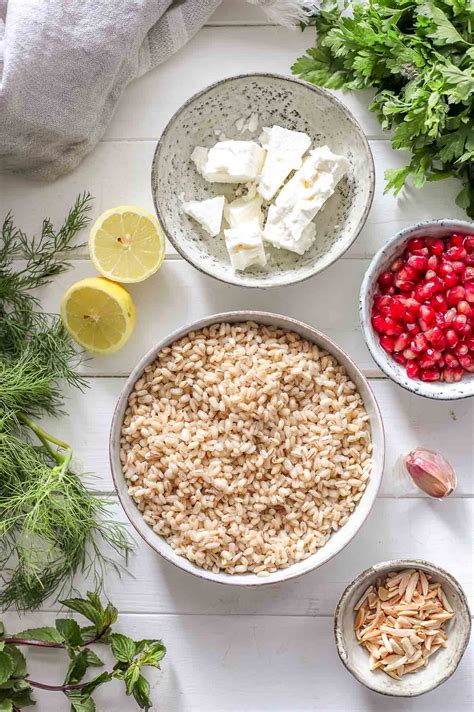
(89, 205, 166, 283)
(61, 277, 136, 354)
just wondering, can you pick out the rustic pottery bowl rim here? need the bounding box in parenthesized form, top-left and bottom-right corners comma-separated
(334, 557, 472, 697)
(360, 218, 474, 400)
(109, 310, 385, 587)
(151, 72, 375, 289)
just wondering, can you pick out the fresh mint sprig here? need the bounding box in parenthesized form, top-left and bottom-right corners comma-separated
(0, 592, 166, 712)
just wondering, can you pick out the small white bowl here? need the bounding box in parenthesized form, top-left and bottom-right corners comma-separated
(110, 311, 385, 587)
(360, 219, 474, 400)
(151, 73, 375, 288)
(334, 559, 472, 697)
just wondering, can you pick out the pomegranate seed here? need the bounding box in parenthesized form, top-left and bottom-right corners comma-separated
(380, 335, 395, 353)
(403, 348, 417, 360)
(390, 258, 404, 272)
(445, 245, 467, 261)
(450, 233, 465, 247)
(407, 238, 425, 252)
(389, 297, 406, 321)
(455, 342, 469, 357)
(439, 260, 454, 275)
(465, 283, 474, 303)
(444, 367, 464, 383)
(411, 333, 428, 352)
(459, 324, 473, 339)
(438, 357, 445, 369)
(372, 315, 386, 333)
(378, 271, 393, 289)
(394, 279, 415, 292)
(425, 238, 444, 255)
(453, 314, 468, 333)
(425, 326, 446, 349)
(444, 308, 457, 326)
(404, 297, 421, 318)
(445, 352, 460, 368)
(464, 266, 474, 283)
(407, 254, 428, 271)
(420, 368, 441, 382)
(393, 352, 407, 366)
(419, 355, 436, 369)
(446, 286, 465, 306)
(418, 318, 431, 332)
(465, 337, 474, 351)
(446, 329, 459, 349)
(443, 272, 460, 288)
(427, 254, 439, 271)
(430, 294, 448, 312)
(457, 300, 472, 317)
(406, 362, 420, 379)
(419, 304, 436, 325)
(425, 269, 438, 281)
(393, 333, 410, 352)
(385, 319, 404, 336)
(451, 260, 466, 275)
(434, 313, 446, 329)
(466, 253, 474, 267)
(464, 235, 474, 251)
(398, 265, 420, 282)
(426, 348, 442, 362)
(459, 354, 474, 372)
(406, 322, 420, 335)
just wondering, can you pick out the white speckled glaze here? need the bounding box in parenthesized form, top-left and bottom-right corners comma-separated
(334, 559, 472, 697)
(360, 219, 474, 400)
(110, 311, 385, 587)
(151, 73, 375, 288)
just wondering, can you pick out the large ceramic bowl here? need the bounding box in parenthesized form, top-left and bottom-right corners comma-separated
(110, 311, 385, 586)
(360, 219, 474, 400)
(151, 73, 375, 288)
(334, 559, 471, 697)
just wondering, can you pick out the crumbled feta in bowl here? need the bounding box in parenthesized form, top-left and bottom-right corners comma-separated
(152, 73, 375, 288)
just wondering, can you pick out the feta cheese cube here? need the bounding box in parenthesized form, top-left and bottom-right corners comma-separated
(264, 213, 316, 255)
(182, 195, 225, 237)
(224, 219, 267, 271)
(263, 145, 349, 253)
(202, 140, 266, 183)
(190, 146, 209, 176)
(224, 194, 263, 228)
(258, 126, 311, 201)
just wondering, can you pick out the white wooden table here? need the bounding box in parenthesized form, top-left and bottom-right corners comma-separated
(1, 3, 473, 710)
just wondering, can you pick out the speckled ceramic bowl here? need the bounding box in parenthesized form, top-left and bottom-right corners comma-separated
(110, 311, 385, 586)
(334, 559, 471, 697)
(360, 219, 474, 400)
(151, 73, 375, 288)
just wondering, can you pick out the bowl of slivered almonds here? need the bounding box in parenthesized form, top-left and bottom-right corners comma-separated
(334, 559, 471, 696)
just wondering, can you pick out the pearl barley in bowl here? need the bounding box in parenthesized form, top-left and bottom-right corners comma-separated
(360, 220, 474, 400)
(109, 312, 384, 586)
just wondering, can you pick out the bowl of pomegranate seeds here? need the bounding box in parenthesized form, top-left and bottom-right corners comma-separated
(360, 219, 474, 400)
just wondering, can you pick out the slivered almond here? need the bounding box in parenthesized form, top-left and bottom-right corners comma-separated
(354, 568, 455, 680)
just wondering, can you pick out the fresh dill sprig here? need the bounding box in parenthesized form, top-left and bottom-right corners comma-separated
(0, 195, 132, 611)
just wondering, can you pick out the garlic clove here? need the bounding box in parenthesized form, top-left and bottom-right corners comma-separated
(404, 448, 457, 498)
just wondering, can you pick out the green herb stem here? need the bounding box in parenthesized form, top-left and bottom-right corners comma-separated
(18, 412, 72, 467)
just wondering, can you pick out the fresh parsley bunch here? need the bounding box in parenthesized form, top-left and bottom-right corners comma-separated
(292, 0, 474, 216)
(0, 592, 166, 712)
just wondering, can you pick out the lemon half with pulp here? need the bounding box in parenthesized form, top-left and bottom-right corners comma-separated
(61, 277, 136, 354)
(89, 205, 165, 283)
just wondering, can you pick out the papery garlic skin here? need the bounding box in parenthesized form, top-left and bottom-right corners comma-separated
(404, 448, 457, 498)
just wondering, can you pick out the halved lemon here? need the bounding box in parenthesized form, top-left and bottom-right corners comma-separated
(60, 277, 136, 354)
(88, 205, 166, 283)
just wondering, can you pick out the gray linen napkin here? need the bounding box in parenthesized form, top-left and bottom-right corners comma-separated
(0, 0, 313, 180)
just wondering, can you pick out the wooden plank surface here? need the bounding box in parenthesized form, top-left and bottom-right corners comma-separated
(39, 377, 473, 496)
(2, 613, 472, 712)
(0, 140, 465, 259)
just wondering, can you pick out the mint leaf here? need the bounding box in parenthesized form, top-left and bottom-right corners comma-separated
(61, 600, 103, 628)
(67, 692, 96, 712)
(138, 641, 166, 668)
(132, 674, 151, 710)
(110, 634, 136, 663)
(79, 672, 112, 697)
(56, 619, 83, 647)
(0, 653, 13, 685)
(123, 663, 140, 694)
(84, 650, 104, 667)
(65, 651, 89, 685)
(0, 700, 13, 712)
(16, 627, 62, 644)
(3, 646, 26, 677)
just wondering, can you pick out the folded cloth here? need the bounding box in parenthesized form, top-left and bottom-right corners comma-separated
(0, 0, 314, 180)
